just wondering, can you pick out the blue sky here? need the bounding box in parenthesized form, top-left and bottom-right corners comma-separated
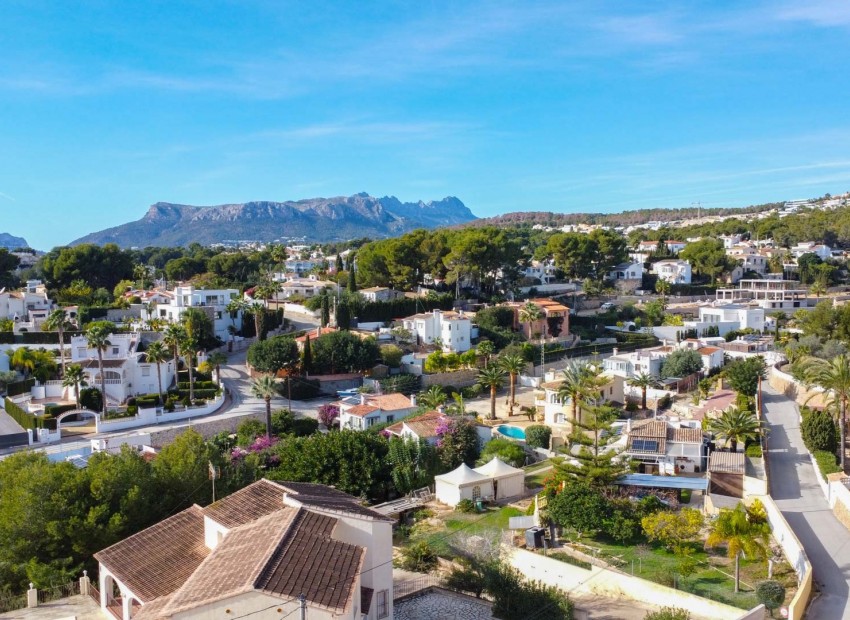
(2, 1, 850, 249)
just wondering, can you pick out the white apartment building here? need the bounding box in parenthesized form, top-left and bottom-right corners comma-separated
(653, 260, 692, 284)
(402, 309, 472, 353)
(69, 333, 176, 404)
(144, 285, 242, 342)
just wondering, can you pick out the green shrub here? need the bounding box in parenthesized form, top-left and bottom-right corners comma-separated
(400, 541, 438, 573)
(126, 405, 138, 415)
(813, 450, 841, 480)
(4, 397, 35, 429)
(79, 387, 103, 412)
(548, 552, 592, 570)
(445, 566, 486, 598)
(456, 498, 476, 513)
(525, 425, 551, 450)
(6, 378, 35, 397)
(44, 404, 77, 417)
(292, 418, 319, 437)
(802, 409, 837, 454)
(745, 443, 763, 457)
(755, 580, 786, 614)
(644, 608, 690, 620)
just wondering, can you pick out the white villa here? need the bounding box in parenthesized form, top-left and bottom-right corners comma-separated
(0, 279, 53, 333)
(602, 346, 674, 380)
(338, 393, 418, 430)
(716, 279, 817, 311)
(790, 242, 832, 261)
(143, 285, 242, 342)
(360, 287, 404, 303)
(535, 371, 625, 428)
(621, 419, 707, 475)
(523, 259, 557, 284)
(607, 261, 644, 282)
(69, 333, 177, 404)
(94, 479, 394, 620)
(652, 259, 692, 284)
(402, 309, 472, 353)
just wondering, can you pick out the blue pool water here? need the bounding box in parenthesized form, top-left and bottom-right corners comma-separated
(496, 425, 527, 440)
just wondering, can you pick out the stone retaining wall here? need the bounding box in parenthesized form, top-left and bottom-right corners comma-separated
(148, 410, 266, 447)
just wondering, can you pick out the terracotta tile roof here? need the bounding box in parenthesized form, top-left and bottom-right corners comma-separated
(94, 505, 209, 602)
(627, 419, 668, 455)
(80, 359, 127, 369)
(163, 508, 300, 615)
(256, 510, 363, 613)
(698, 346, 721, 354)
(368, 393, 414, 411)
(709, 451, 745, 474)
(294, 327, 338, 343)
(540, 380, 564, 390)
(131, 595, 172, 620)
(630, 419, 667, 438)
(668, 427, 705, 443)
(203, 478, 288, 529)
(344, 404, 379, 418)
(279, 481, 394, 522)
(404, 411, 446, 439)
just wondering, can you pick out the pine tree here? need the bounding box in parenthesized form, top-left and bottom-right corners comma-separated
(336, 301, 351, 330)
(553, 405, 629, 488)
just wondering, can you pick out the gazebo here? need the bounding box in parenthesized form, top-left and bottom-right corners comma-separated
(474, 457, 526, 500)
(434, 463, 494, 507)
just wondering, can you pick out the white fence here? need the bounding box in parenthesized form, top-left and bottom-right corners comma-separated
(95, 391, 226, 433)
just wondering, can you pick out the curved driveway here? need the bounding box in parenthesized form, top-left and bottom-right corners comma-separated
(762, 385, 850, 619)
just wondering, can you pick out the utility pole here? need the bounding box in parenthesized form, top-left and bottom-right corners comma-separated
(692, 201, 702, 220)
(299, 594, 306, 620)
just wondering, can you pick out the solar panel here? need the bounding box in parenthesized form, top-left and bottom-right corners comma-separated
(632, 439, 659, 452)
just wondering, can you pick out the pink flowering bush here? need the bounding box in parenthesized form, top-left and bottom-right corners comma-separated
(317, 403, 340, 427)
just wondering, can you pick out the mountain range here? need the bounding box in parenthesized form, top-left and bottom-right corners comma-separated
(0, 233, 28, 250)
(70, 193, 476, 247)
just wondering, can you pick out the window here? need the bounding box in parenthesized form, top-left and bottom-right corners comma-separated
(376, 590, 389, 618)
(77, 347, 87, 357)
(141, 366, 151, 377)
(112, 347, 119, 355)
(385, 415, 394, 424)
(472, 486, 481, 500)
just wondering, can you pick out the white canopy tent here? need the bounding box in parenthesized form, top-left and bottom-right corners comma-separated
(474, 457, 526, 500)
(434, 463, 494, 507)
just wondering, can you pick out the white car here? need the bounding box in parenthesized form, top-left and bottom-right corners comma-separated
(600, 302, 615, 310)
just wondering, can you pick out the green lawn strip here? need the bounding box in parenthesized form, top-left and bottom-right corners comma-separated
(523, 460, 552, 473)
(410, 506, 523, 557)
(568, 537, 783, 610)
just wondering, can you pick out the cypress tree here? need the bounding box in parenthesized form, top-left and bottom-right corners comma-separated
(348, 267, 357, 292)
(321, 295, 330, 327)
(302, 334, 313, 375)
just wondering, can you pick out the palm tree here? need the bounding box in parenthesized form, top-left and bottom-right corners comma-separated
(163, 323, 186, 374)
(179, 332, 199, 402)
(7, 347, 36, 377)
(225, 298, 246, 332)
(419, 385, 447, 410)
(499, 354, 526, 416)
(62, 363, 87, 408)
(248, 301, 266, 341)
(85, 323, 111, 414)
(708, 407, 760, 453)
(628, 372, 659, 411)
(251, 375, 279, 438)
(798, 354, 850, 470)
(476, 340, 495, 367)
(558, 361, 605, 424)
(43, 309, 73, 376)
(145, 341, 169, 406)
(707, 504, 769, 593)
(207, 351, 228, 387)
(477, 366, 506, 421)
(518, 301, 544, 339)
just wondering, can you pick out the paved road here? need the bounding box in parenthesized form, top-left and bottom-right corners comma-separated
(762, 385, 850, 619)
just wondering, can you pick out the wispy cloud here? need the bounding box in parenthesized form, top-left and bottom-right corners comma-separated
(0, 191, 15, 202)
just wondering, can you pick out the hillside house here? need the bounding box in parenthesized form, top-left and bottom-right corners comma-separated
(535, 371, 624, 428)
(652, 259, 692, 284)
(338, 393, 418, 430)
(402, 309, 472, 353)
(144, 285, 242, 342)
(623, 419, 707, 474)
(94, 479, 394, 620)
(69, 333, 177, 404)
(360, 287, 404, 303)
(0, 279, 53, 332)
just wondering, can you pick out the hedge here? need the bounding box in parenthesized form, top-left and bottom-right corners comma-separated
(525, 425, 551, 450)
(174, 388, 220, 400)
(6, 378, 35, 397)
(44, 404, 77, 417)
(77, 306, 109, 325)
(177, 381, 216, 390)
(177, 370, 212, 383)
(3, 397, 57, 430)
(813, 450, 842, 480)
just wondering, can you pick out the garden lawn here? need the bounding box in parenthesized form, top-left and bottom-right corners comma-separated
(568, 536, 796, 610)
(523, 460, 553, 488)
(409, 506, 524, 557)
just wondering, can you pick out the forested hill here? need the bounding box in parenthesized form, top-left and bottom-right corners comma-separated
(463, 202, 783, 229)
(70, 193, 476, 247)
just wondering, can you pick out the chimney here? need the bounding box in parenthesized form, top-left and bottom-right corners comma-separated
(612, 348, 618, 356)
(360, 393, 366, 405)
(410, 393, 417, 407)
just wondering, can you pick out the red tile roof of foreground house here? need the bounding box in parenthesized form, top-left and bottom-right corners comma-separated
(94, 505, 210, 603)
(384, 410, 445, 438)
(368, 393, 415, 410)
(294, 326, 338, 343)
(344, 404, 380, 417)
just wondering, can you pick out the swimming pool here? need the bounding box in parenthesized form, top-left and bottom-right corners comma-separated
(496, 425, 527, 441)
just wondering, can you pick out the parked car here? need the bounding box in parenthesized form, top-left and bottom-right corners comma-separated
(600, 302, 615, 310)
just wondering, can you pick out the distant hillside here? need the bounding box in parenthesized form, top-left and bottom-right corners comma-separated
(463, 202, 783, 229)
(70, 193, 476, 247)
(0, 233, 28, 250)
